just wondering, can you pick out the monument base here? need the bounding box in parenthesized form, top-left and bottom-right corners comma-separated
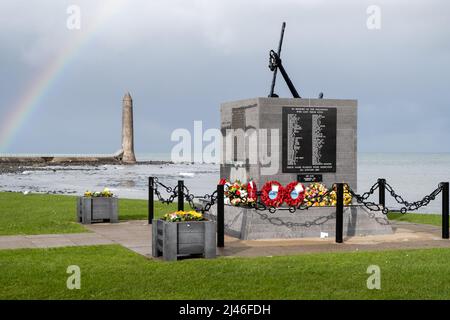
(205, 204, 393, 240)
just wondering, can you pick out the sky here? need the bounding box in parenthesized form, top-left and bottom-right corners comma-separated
(0, 0, 449, 155)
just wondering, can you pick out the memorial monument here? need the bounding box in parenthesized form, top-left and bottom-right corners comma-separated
(208, 22, 392, 240)
(220, 97, 356, 189)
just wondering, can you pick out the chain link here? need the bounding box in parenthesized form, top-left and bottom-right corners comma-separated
(182, 184, 218, 213)
(384, 182, 443, 214)
(347, 185, 386, 213)
(153, 178, 178, 204)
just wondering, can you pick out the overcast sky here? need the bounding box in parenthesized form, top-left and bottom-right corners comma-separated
(0, 0, 449, 155)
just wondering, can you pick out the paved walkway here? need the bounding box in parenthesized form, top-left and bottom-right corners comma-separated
(1, 220, 450, 258)
(0, 232, 113, 250)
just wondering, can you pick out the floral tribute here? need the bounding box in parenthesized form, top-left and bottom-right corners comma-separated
(246, 180, 258, 203)
(84, 188, 114, 198)
(283, 181, 306, 207)
(303, 183, 330, 207)
(161, 210, 205, 222)
(260, 180, 284, 207)
(329, 184, 353, 206)
(225, 180, 246, 206)
(218, 179, 352, 207)
(219, 179, 257, 206)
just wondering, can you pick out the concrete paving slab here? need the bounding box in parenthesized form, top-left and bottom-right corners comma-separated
(0, 237, 36, 249)
(0, 232, 112, 250)
(30, 237, 77, 249)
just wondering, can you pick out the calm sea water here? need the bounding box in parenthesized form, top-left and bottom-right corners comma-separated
(1, 153, 449, 214)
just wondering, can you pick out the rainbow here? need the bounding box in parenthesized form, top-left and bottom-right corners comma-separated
(0, 1, 125, 152)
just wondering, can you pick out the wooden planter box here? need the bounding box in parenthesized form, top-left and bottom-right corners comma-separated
(77, 197, 119, 224)
(152, 219, 216, 261)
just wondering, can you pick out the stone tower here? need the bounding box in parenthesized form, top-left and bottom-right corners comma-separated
(121, 92, 136, 163)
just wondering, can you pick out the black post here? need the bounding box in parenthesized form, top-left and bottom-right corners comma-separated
(217, 184, 225, 248)
(441, 182, 449, 239)
(178, 180, 184, 211)
(336, 183, 344, 243)
(378, 178, 386, 208)
(148, 177, 154, 224)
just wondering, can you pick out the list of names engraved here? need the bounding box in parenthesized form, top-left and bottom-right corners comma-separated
(282, 107, 336, 173)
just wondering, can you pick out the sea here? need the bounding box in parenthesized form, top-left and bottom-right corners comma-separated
(0, 152, 449, 214)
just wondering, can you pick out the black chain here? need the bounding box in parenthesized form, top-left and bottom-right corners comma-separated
(153, 178, 178, 204)
(349, 182, 443, 215)
(182, 184, 218, 213)
(348, 185, 386, 213)
(153, 178, 219, 213)
(357, 182, 379, 201)
(385, 182, 443, 214)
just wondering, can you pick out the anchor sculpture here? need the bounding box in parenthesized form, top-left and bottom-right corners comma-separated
(268, 22, 323, 99)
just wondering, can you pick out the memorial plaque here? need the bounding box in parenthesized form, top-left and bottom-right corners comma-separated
(297, 174, 323, 183)
(282, 106, 336, 173)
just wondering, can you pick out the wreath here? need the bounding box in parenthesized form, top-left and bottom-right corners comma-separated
(246, 180, 258, 203)
(260, 180, 284, 207)
(283, 181, 305, 207)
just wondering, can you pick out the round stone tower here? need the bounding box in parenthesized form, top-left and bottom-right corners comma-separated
(121, 92, 137, 163)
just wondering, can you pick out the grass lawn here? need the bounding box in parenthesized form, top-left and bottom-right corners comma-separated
(0, 192, 177, 236)
(388, 212, 442, 227)
(1, 245, 450, 299)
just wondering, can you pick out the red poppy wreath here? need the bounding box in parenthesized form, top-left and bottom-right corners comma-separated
(283, 181, 305, 207)
(260, 181, 284, 207)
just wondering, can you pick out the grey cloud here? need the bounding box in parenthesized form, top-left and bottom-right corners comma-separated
(0, 0, 449, 154)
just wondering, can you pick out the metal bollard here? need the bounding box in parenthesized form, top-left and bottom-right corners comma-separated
(217, 184, 225, 248)
(378, 178, 386, 208)
(335, 183, 344, 243)
(441, 182, 449, 239)
(148, 177, 154, 224)
(178, 180, 184, 211)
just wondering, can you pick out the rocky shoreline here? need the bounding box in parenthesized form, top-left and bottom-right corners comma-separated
(0, 160, 173, 174)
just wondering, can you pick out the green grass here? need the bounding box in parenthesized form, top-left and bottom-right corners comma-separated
(0, 192, 177, 236)
(0, 193, 86, 235)
(388, 212, 442, 227)
(2, 245, 450, 299)
(119, 198, 177, 221)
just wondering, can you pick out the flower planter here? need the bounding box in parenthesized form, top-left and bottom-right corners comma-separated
(76, 197, 119, 224)
(152, 219, 216, 261)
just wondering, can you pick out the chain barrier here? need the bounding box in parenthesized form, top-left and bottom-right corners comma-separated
(153, 178, 178, 204)
(347, 184, 386, 214)
(152, 178, 443, 217)
(384, 182, 443, 214)
(152, 178, 218, 213)
(349, 181, 443, 215)
(183, 185, 218, 213)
